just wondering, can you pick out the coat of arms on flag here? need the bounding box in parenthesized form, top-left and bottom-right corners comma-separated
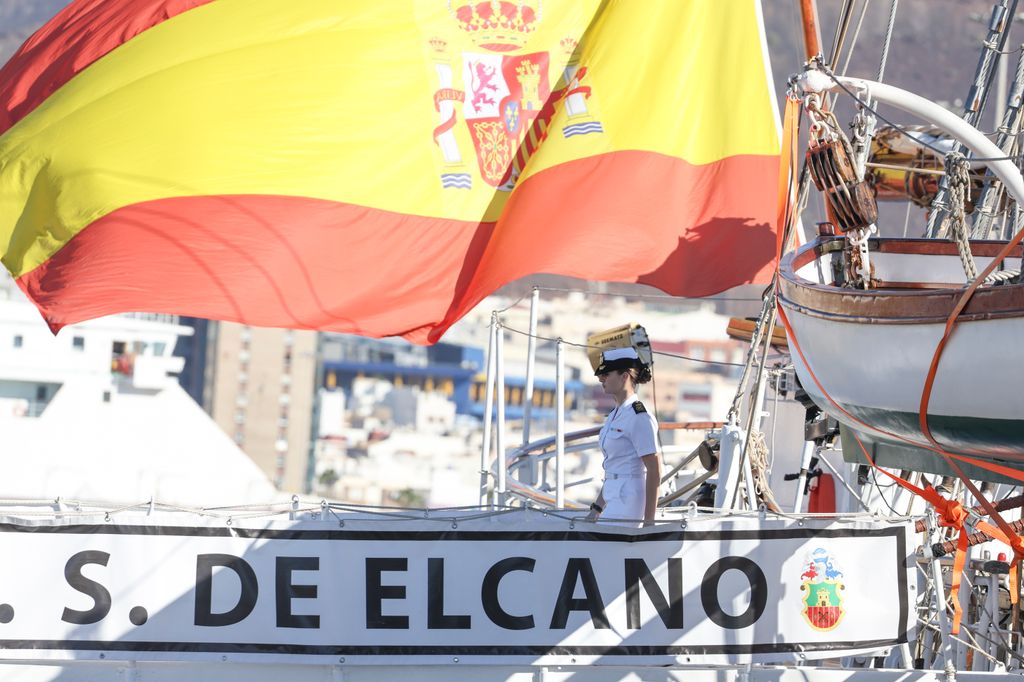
(427, 1, 603, 191)
(799, 548, 846, 631)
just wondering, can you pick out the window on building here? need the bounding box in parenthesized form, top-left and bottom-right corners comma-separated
(12, 335, 22, 348)
(36, 385, 47, 401)
(72, 336, 85, 351)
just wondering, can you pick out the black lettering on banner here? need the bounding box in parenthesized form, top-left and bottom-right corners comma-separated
(481, 557, 535, 630)
(194, 554, 259, 627)
(625, 558, 683, 629)
(61, 551, 112, 625)
(700, 556, 768, 629)
(276, 556, 320, 629)
(427, 558, 471, 629)
(549, 558, 610, 630)
(366, 558, 409, 629)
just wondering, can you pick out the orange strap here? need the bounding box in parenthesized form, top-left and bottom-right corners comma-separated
(914, 218, 1024, 599)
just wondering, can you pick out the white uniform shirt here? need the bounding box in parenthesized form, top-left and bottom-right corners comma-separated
(598, 393, 659, 476)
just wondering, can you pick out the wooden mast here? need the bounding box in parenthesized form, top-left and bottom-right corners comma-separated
(798, 0, 823, 60)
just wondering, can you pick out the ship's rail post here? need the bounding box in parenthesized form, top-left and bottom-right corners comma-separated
(495, 319, 507, 507)
(521, 287, 540, 448)
(555, 338, 565, 509)
(479, 315, 498, 507)
(714, 423, 745, 510)
(977, 556, 1001, 670)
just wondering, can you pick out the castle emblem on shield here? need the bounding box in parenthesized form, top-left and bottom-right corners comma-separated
(799, 548, 846, 631)
(428, 1, 603, 191)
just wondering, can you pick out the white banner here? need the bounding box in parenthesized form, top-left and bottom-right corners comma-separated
(0, 510, 914, 665)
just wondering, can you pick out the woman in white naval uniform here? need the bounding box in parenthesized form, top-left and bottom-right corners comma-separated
(585, 347, 661, 526)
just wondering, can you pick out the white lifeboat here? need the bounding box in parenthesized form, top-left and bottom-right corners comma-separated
(778, 236, 1024, 475)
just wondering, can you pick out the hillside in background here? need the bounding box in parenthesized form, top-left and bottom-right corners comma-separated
(0, 1, 1020, 314)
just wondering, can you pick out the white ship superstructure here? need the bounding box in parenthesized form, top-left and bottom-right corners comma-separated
(0, 298, 277, 506)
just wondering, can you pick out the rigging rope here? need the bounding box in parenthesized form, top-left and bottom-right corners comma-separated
(945, 151, 979, 281)
(747, 430, 782, 512)
(838, 0, 871, 77)
(877, 0, 899, 82)
(983, 267, 1021, 284)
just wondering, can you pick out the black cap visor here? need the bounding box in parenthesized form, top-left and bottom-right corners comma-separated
(594, 358, 641, 376)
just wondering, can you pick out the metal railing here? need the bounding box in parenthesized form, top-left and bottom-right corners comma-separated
(497, 421, 722, 510)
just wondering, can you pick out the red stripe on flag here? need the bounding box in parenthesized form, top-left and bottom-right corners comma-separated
(0, 0, 212, 135)
(17, 151, 777, 342)
(428, 150, 778, 340)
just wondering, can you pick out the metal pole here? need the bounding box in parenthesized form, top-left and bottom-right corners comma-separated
(793, 440, 816, 513)
(522, 287, 539, 446)
(479, 316, 497, 507)
(555, 339, 565, 509)
(996, 46, 1009, 130)
(926, 510, 957, 672)
(817, 454, 872, 513)
(714, 423, 745, 510)
(496, 322, 507, 506)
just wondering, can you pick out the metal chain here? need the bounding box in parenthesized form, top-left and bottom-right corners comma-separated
(945, 151, 979, 281)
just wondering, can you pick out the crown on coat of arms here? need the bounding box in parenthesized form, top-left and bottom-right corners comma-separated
(449, 0, 541, 52)
(428, 36, 448, 53)
(559, 37, 577, 54)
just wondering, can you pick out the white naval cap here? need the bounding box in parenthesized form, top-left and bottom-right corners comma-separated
(594, 347, 642, 375)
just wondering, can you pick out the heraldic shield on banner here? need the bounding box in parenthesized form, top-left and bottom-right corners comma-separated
(800, 548, 846, 631)
(427, 1, 604, 192)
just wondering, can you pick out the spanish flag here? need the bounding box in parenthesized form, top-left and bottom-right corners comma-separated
(0, 0, 779, 343)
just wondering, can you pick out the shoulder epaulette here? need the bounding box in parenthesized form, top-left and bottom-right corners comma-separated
(632, 401, 646, 414)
